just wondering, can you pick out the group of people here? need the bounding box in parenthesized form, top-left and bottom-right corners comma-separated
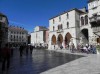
(0, 44, 34, 72)
(67, 43, 97, 54)
(55, 42, 97, 54)
(19, 45, 34, 57)
(77, 44, 97, 54)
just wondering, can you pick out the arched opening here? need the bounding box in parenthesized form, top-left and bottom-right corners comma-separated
(97, 37, 100, 43)
(51, 35, 56, 45)
(80, 29, 89, 45)
(81, 17, 84, 26)
(65, 32, 72, 45)
(85, 15, 88, 25)
(57, 34, 63, 46)
(81, 29, 88, 40)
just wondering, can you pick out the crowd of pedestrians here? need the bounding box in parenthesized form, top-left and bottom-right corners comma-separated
(19, 45, 34, 57)
(66, 43, 97, 54)
(54, 42, 98, 54)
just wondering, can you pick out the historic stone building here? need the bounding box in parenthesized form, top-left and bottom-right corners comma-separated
(0, 13, 9, 48)
(88, 0, 100, 44)
(31, 26, 48, 47)
(8, 26, 28, 47)
(48, 0, 100, 49)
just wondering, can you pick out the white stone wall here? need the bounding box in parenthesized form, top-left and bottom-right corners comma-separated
(31, 31, 44, 45)
(88, 0, 100, 45)
(34, 26, 40, 32)
(48, 10, 81, 49)
(8, 28, 28, 45)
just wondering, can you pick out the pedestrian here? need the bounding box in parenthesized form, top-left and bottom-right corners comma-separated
(30, 45, 33, 54)
(26, 45, 29, 55)
(1, 43, 11, 71)
(10, 45, 14, 57)
(54, 45, 55, 49)
(19, 45, 24, 57)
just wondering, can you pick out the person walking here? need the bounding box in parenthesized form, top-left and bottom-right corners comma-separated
(30, 45, 33, 54)
(19, 45, 24, 57)
(1, 43, 11, 71)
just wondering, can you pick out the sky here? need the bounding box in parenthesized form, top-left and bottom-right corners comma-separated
(0, 0, 88, 32)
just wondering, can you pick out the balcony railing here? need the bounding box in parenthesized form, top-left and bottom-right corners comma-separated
(92, 27, 100, 33)
(56, 29, 63, 33)
(90, 15, 100, 23)
(97, 15, 100, 23)
(90, 17, 96, 23)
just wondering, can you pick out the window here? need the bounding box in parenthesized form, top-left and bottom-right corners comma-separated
(53, 19, 55, 24)
(53, 26, 55, 31)
(59, 16, 61, 22)
(67, 22, 69, 28)
(57, 25, 59, 30)
(85, 15, 88, 25)
(61, 24, 62, 29)
(81, 17, 84, 26)
(66, 13, 69, 19)
(58, 24, 63, 30)
(11, 35, 12, 38)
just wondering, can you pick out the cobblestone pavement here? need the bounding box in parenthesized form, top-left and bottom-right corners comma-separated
(0, 49, 84, 74)
(41, 49, 100, 74)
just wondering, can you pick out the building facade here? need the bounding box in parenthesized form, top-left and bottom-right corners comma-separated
(48, 0, 100, 49)
(31, 26, 48, 47)
(88, 0, 100, 44)
(0, 13, 9, 48)
(8, 26, 28, 47)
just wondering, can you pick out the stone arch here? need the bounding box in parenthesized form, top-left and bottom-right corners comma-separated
(81, 28, 88, 40)
(65, 32, 72, 45)
(51, 35, 56, 45)
(81, 16, 84, 26)
(97, 37, 100, 43)
(85, 15, 88, 25)
(57, 34, 63, 46)
(80, 28, 89, 45)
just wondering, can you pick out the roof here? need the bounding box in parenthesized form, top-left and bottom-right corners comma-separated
(8, 26, 28, 33)
(49, 8, 86, 20)
(39, 26, 48, 30)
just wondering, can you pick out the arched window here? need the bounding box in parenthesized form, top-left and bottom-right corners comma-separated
(66, 13, 69, 19)
(61, 24, 62, 29)
(53, 26, 55, 31)
(59, 16, 61, 22)
(67, 22, 69, 28)
(81, 17, 84, 26)
(58, 25, 59, 30)
(53, 19, 55, 24)
(85, 15, 88, 25)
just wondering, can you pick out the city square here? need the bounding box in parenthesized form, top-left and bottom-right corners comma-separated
(0, 0, 100, 74)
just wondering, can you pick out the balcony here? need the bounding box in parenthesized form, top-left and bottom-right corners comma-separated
(57, 29, 63, 33)
(90, 15, 100, 27)
(90, 17, 97, 24)
(97, 15, 100, 23)
(92, 27, 100, 33)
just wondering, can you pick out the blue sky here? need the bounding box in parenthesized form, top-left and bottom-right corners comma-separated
(0, 0, 88, 32)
